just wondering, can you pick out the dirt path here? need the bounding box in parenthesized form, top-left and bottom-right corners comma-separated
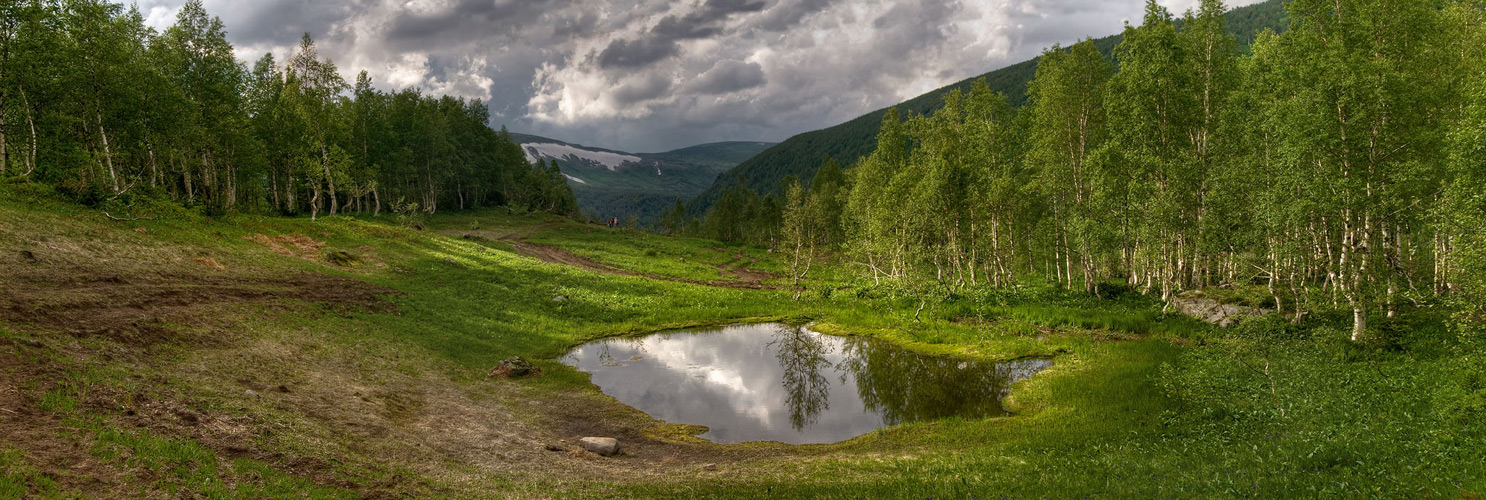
(450, 228, 778, 290)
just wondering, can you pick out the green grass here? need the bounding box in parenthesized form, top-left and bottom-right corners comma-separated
(529, 228, 776, 283)
(1, 182, 1482, 498)
(83, 418, 355, 499)
(0, 448, 67, 500)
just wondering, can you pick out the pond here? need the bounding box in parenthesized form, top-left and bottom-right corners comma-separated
(560, 323, 1052, 445)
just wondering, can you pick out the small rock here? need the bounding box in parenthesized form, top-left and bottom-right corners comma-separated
(245, 389, 260, 399)
(702, 463, 717, 471)
(489, 357, 538, 378)
(552, 295, 569, 303)
(578, 437, 621, 457)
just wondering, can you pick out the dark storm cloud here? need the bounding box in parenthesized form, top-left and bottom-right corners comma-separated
(688, 60, 766, 95)
(207, 1, 353, 45)
(753, 0, 839, 32)
(869, 1, 963, 60)
(597, 37, 681, 69)
(652, 14, 726, 40)
(669, 0, 768, 33)
(129, 0, 1270, 152)
(599, 0, 766, 70)
(612, 72, 674, 105)
(554, 10, 602, 39)
(385, 0, 551, 46)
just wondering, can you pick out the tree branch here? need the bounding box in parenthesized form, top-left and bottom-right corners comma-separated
(102, 211, 156, 222)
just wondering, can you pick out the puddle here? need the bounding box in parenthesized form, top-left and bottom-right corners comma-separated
(561, 323, 1052, 444)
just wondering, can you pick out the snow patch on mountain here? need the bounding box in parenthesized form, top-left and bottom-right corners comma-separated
(522, 143, 640, 171)
(562, 173, 589, 185)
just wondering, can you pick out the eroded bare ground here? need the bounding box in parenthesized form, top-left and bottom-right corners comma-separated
(453, 228, 779, 290)
(0, 231, 794, 498)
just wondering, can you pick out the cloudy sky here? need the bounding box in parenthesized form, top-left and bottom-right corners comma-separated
(126, 0, 1265, 152)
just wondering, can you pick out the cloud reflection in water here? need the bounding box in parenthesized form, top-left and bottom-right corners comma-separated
(562, 323, 1050, 444)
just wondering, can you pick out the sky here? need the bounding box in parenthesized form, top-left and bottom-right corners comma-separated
(124, 0, 1267, 153)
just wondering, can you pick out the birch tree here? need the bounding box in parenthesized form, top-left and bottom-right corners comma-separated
(1026, 39, 1113, 293)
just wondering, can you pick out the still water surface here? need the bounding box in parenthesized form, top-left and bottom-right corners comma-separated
(561, 323, 1051, 444)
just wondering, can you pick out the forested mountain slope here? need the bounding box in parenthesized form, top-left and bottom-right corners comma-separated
(0, 1, 579, 220)
(690, 0, 1288, 214)
(510, 133, 772, 224)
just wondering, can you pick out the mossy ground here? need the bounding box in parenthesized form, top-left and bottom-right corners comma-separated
(0, 184, 1481, 498)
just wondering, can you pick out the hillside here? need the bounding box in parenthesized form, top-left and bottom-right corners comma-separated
(510, 133, 773, 224)
(690, 0, 1288, 213)
(2, 183, 1479, 498)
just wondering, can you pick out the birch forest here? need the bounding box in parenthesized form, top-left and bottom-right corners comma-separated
(772, 0, 1486, 339)
(0, 0, 578, 219)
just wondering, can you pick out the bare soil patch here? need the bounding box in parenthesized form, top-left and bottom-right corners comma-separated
(0, 268, 398, 346)
(0, 350, 132, 498)
(244, 233, 327, 260)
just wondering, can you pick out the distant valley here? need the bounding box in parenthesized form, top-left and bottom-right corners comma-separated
(510, 133, 774, 224)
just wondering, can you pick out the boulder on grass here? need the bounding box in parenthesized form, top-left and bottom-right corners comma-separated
(489, 357, 539, 378)
(578, 437, 621, 456)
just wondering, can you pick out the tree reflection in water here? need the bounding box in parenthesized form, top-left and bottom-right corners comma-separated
(839, 337, 1052, 426)
(768, 324, 833, 430)
(563, 323, 1053, 444)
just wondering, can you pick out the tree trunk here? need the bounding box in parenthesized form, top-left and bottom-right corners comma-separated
(184, 169, 194, 202)
(1351, 302, 1367, 342)
(95, 110, 120, 193)
(226, 162, 236, 210)
(1, 99, 7, 176)
(23, 87, 36, 176)
(310, 183, 321, 221)
(147, 142, 158, 188)
(321, 146, 338, 216)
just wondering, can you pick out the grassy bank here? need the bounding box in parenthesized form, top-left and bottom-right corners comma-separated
(1, 184, 1481, 498)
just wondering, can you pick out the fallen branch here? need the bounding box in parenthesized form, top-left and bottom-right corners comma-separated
(1235, 351, 1286, 417)
(102, 211, 156, 222)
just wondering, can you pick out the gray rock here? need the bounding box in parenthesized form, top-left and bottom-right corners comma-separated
(1171, 297, 1268, 327)
(578, 437, 621, 456)
(552, 295, 569, 303)
(490, 356, 537, 378)
(245, 389, 261, 399)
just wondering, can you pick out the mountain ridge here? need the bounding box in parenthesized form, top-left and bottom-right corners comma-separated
(509, 132, 775, 224)
(689, 0, 1289, 214)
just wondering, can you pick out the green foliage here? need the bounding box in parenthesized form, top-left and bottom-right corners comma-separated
(691, 0, 1290, 214)
(0, 1, 574, 220)
(770, 0, 1482, 344)
(694, 184, 781, 246)
(658, 198, 688, 235)
(390, 197, 423, 229)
